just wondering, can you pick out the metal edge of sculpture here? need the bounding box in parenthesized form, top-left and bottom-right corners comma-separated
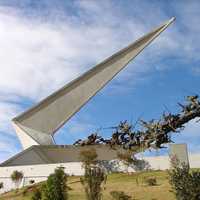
(11, 17, 175, 150)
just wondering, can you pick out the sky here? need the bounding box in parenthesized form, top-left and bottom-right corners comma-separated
(0, 0, 200, 162)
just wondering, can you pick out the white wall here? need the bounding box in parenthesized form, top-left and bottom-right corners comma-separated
(0, 153, 200, 194)
(0, 162, 84, 193)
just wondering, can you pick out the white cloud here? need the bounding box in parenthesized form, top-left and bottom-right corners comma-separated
(0, 1, 196, 103)
(0, 102, 21, 134)
(0, 10, 82, 101)
(172, 118, 200, 153)
(192, 67, 200, 75)
(180, 118, 200, 138)
(0, 3, 140, 101)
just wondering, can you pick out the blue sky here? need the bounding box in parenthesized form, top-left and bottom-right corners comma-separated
(0, 0, 200, 161)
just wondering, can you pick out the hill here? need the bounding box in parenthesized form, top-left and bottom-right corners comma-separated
(0, 170, 176, 200)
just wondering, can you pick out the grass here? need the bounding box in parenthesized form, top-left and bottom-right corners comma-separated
(0, 170, 176, 200)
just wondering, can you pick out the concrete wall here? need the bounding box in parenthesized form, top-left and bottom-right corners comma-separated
(0, 153, 200, 194)
(0, 162, 84, 193)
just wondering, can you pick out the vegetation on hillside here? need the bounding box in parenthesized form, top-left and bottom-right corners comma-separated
(0, 171, 176, 200)
(80, 148, 107, 200)
(1, 96, 200, 200)
(30, 167, 68, 200)
(169, 156, 200, 200)
(42, 167, 68, 200)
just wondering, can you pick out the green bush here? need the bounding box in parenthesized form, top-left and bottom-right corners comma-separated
(110, 191, 132, 200)
(22, 188, 28, 196)
(169, 159, 200, 200)
(31, 188, 42, 200)
(0, 182, 3, 189)
(42, 167, 68, 200)
(80, 166, 107, 200)
(11, 170, 23, 181)
(144, 177, 157, 186)
(80, 148, 98, 166)
(80, 148, 107, 200)
(15, 188, 19, 193)
(11, 171, 23, 188)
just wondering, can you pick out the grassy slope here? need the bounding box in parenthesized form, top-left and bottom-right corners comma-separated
(0, 170, 176, 200)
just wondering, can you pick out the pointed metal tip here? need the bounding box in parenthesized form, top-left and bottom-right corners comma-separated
(168, 17, 176, 24)
(162, 17, 175, 29)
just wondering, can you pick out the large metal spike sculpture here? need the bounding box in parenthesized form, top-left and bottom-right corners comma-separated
(12, 18, 175, 149)
(74, 95, 200, 153)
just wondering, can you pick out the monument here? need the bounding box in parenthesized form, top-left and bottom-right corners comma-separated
(1, 17, 175, 167)
(169, 143, 190, 166)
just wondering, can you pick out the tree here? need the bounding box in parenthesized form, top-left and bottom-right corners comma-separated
(80, 166, 106, 200)
(169, 157, 200, 200)
(80, 148, 107, 200)
(42, 167, 68, 200)
(31, 188, 42, 200)
(11, 170, 23, 189)
(74, 95, 200, 154)
(80, 148, 98, 166)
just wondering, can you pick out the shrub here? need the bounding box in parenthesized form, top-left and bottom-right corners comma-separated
(15, 188, 19, 193)
(80, 166, 107, 200)
(42, 167, 68, 200)
(22, 187, 28, 196)
(144, 177, 157, 186)
(31, 188, 42, 200)
(80, 148, 107, 200)
(169, 160, 200, 200)
(0, 182, 3, 189)
(80, 148, 98, 166)
(110, 191, 132, 200)
(11, 171, 23, 188)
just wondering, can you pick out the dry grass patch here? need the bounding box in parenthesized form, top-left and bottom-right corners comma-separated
(0, 171, 176, 200)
